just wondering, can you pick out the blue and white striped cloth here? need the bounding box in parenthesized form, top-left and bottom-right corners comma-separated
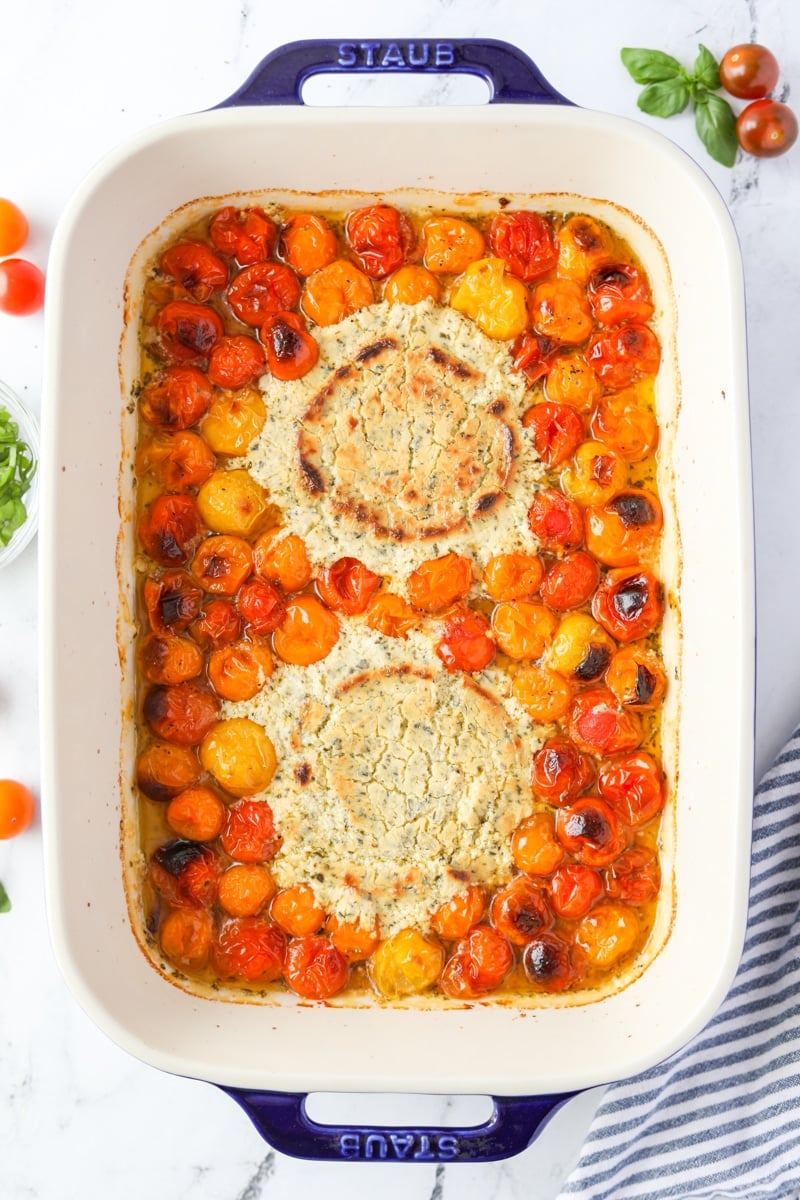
(558, 726, 800, 1200)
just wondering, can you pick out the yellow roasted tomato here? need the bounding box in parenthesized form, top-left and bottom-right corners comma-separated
(201, 388, 266, 457)
(369, 928, 444, 998)
(196, 468, 271, 538)
(450, 257, 529, 340)
(199, 717, 277, 797)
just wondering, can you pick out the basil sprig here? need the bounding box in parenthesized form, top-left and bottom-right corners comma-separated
(0, 880, 10, 913)
(0, 405, 37, 548)
(621, 45, 738, 167)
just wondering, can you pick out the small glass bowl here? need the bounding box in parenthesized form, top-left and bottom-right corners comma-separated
(0, 379, 40, 570)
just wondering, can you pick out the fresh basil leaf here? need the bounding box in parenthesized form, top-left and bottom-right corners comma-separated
(693, 44, 721, 91)
(621, 47, 683, 84)
(0, 881, 10, 913)
(695, 92, 738, 166)
(638, 79, 691, 118)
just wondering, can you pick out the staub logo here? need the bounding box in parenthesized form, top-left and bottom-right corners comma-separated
(338, 1131, 460, 1160)
(337, 42, 456, 70)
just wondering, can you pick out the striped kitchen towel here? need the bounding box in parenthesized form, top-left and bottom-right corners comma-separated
(558, 725, 800, 1200)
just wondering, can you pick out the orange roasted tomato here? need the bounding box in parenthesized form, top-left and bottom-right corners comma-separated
(316, 556, 381, 615)
(604, 846, 661, 905)
(237, 578, 286, 635)
(560, 441, 628, 507)
(383, 265, 441, 305)
(407, 552, 472, 613)
(273, 595, 339, 665)
(166, 784, 226, 842)
(592, 567, 663, 643)
(531, 736, 595, 806)
(511, 812, 564, 876)
(139, 633, 204, 685)
(149, 839, 221, 908)
(326, 915, 381, 962)
(139, 366, 213, 431)
(440, 925, 514, 999)
(253, 528, 312, 593)
(189, 598, 242, 649)
(213, 916, 287, 982)
(207, 334, 266, 390)
(280, 212, 339, 277)
(365, 592, 420, 639)
(200, 388, 267, 457)
(301, 260, 374, 326)
(528, 488, 584, 553)
(575, 902, 640, 969)
(218, 864, 276, 918)
(544, 351, 603, 411)
(207, 638, 274, 702)
(431, 885, 486, 940)
(522, 401, 584, 467)
(159, 241, 228, 301)
(261, 311, 319, 381)
(271, 884, 326, 937)
(590, 388, 659, 462)
(160, 907, 213, 971)
(521, 931, 578, 992)
(605, 643, 667, 710)
(488, 210, 558, 281)
(585, 489, 663, 567)
(539, 551, 599, 611)
(209, 205, 278, 265)
(143, 569, 203, 634)
(451, 258, 528, 340)
(567, 687, 643, 755)
(346, 203, 415, 279)
(138, 494, 203, 566)
(491, 600, 556, 661)
(284, 935, 350, 999)
(154, 301, 223, 364)
(191, 534, 253, 595)
(483, 553, 543, 602)
(221, 799, 282, 864)
(136, 741, 202, 803)
(529, 278, 594, 345)
(435, 608, 495, 673)
(511, 665, 573, 723)
(556, 215, 614, 283)
(587, 324, 661, 391)
(135, 430, 216, 492)
(421, 215, 485, 274)
(143, 681, 220, 746)
(555, 796, 629, 868)
(587, 264, 654, 327)
(489, 875, 553, 945)
(227, 262, 301, 327)
(550, 862, 604, 919)
(598, 750, 666, 828)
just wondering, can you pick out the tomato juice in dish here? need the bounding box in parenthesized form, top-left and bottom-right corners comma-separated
(127, 195, 675, 1006)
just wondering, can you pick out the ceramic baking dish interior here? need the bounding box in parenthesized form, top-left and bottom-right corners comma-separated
(40, 39, 753, 1157)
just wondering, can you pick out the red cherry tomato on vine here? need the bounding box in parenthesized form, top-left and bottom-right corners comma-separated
(0, 199, 29, 256)
(736, 100, 798, 158)
(0, 259, 45, 316)
(719, 44, 779, 100)
(0, 780, 36, 838)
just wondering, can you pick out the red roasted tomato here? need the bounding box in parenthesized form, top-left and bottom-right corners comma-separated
(587, 324, 661, 391)
(522, 402, 585, 466)
(138, 494, 203, 566)
(440, 925, 514, 999)
(150, 840, 221, 908)
(154, 301, 223, 364)
(261, 311, 319, 380)
(207, 334, 266, 389)
(598, 751, 666, 827)
(213, 916, 287, 981)
(531, 735, 595, 806)
(209, 206, 278, 265)
(221, 799, 283, 864)
(159, 241, 228, 301)
(592, 567, 663, 643)
(283, 935, 350, 999)
(237, 578, 286, 635)
(346, 204, 415, 279)
(587, 264, 654, 327)
(316, 557, 381, 615)
(567, 687, 643, 756)
(227, 262, 301, 326)
(435, 608, 495, 673)
(488, 210, 558, 281)
(555, 796, 629, 868)
(139, 366, 213, 431)
(528, 488, 585, 553)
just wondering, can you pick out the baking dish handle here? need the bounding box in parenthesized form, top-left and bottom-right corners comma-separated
(216, 38, 573, 108)
(219, 1086, 578, 1162)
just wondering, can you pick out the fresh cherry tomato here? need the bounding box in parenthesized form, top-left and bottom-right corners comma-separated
(139, 366, 213, 431)
(488, 210, 558, 281)
(207, 334, 266, 389)
(567, 687, 643, 756)
(521, 932, 577, 992)
(280, 212, 339, 277)
(604, 845, 661, 905)
(539, 551, 599, 610)
(189, 598, 242, 649)
(346, 204, 415, 279)
(528, 487, 585, 553)
(587, 264, 654, 327)
(284, 935, 350, 999)
(550, 862, 604, 919)
(490, 875, 553, 945)
(0, 198, 28, 256)
(227, 262, 301, 326)
(273, 595, 339, 665)
(436, 608, 495, 673)
(213, 916, 286, 981)
(159, 241, 228, 301)
(556, 796, 629, 868)
(191, 534, 253, 596)
(154, 301, 223, 363)
(221, 799, 282, 863)
(0, 780, 35, 838)
(143, 569, 203, 634)
(138, 494, 203, 566)
(522, 401, 585, 466)
(0, 259, 45, 316)
(209, 206, 278, 265)
(719, 43, 780, 100)
(587, 325, 661, 391)
(149, 840, 221, 908)
(510, 331, 559, 384)
(261, 311, 319, 380)
(531, 735, 595, 806)
(598, 751, 665, 827)
(316, 556, 381, 615)
(407, 552, 472, 613)
(592, 567, 663, 642)
(440, 926, 514, 999)
(135, 431, 216, 492)
(736, 99, 798, 157)
(143, 681, 220, 746)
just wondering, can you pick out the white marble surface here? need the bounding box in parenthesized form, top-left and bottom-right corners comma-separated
(0, 1, 798, 1197)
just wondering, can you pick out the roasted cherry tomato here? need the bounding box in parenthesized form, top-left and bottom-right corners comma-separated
(511, 812, 564, 876)
(451, 257, 529, 340)
(561, 440, 628, 508)
(369, 928, 444, 998)
(604, 845, 661, 905)
(271, 884, 326, 937)
(488, 210, 558, 281)
(440, 925, 514, 999)
(316, 556, 381, 615)
(592, 567, 663, 643)
(139, 633, 204, 685)
(556, 215, 614, 283)
(284, 935, 350, 1000)
(529, 278, 594, 345)
(587, 324, 661, 391)
(143, 569, 203, 634)
(575, 902, 640, 969)
(0, 258, 45, 315)
(522, 932, 577, 992)
(556, 796, 628, 868)
(207, 638, 274, 702)
(136, 741, 201, 803)
(227, 262, 301, 327)
(0, 780, 35, 839)
(539, 551, 599, 611)
(528, 487, 584, 553)
(218, 864, 276, 918)
(253, 528, 312, 593)
(587, 264, 654, 327)
(0, 198, 29, 256)
(201, 388, 267, 457)
(346, 204, 414, 279)
(548, 612, 614, 683)
(196, 468, 271, 539)
(280, 212, 339, 277)
(522, 401, 585, 467)
(511, 665, 573, 723)
(154, 301, 223, 364)
(326, 915, 381, 962)
(489, 875, 552, 945)
(544, 351, 603, 411)
(421, 216, 485, 274)
(189, 598, 242, 649)
(209, 206, 278, 265)
(273, 595, 339, 665)
(262, 310, 319, 380)
(301, 260, 374, 326)
(605, 643, 667, 710)
(138, 494, 203, 566)
(237, 578, 286, 635)
(550, 862, 604, 919)
(365, 592, 420, 639)
(436, 608, 495, 673)
(431, 885, 486, 940)
(136, 430, 216, 492)
(590, 388, 659, 462)
(139, 366, 213, 431)
(383, 265, 441, 305)
(407, 552, 472, 613)
(531, 736, 595, 806)
(567, 687, 643, 756)
(159, 241, 228, 301)
(736, 99, 798, 157)
(207, 334, 266, 389)
(491, 600, 556, 661)
(200, 717, 277, 798)
(511, 331, 560, 385)
(483, 553, 543, 602)
(585, 489, 663, 567)
(719, 43, 780, 100)
(166, 785, 226, 843)
(191, 534, 253, 596)
(213, 916, 287, 982)
(159, 907, 213, 971)
(598, 751, 665, 827)
(150, 839, 221, 908)
(143, 681, 220, 746)
(221, 798, 282, 863)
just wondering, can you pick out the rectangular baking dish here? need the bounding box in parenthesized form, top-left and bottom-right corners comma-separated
(39, 39, 753, 1162)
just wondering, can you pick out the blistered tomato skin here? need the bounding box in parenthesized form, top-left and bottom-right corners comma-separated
(489, 875, 553, 945)
(346, 204, 414, 279)
(284, 936, 350, 999)
(209, 206, 278, 265)
(213, 917, 287, 982)
(488, 210, 558, 281)
(160, 241, 228, 301)
(435, 609, 495, 673)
